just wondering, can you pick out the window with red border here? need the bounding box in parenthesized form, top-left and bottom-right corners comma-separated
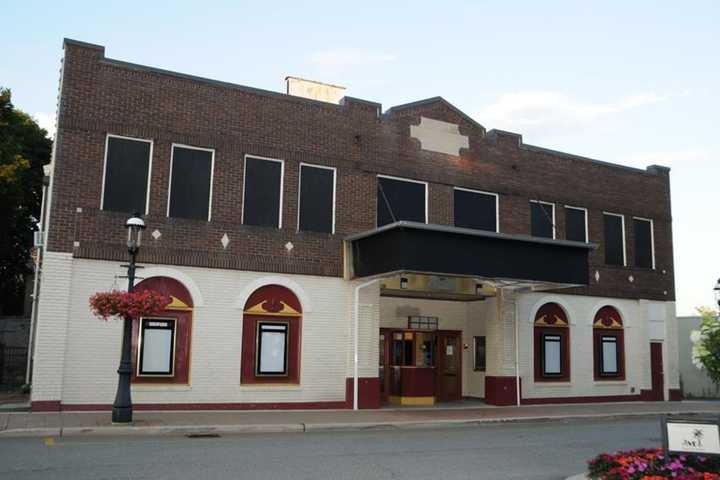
(593, 306, 625, 380)
(533, 302, 570, 382)
(130, 276, 193, 385)
(241, 285, 302, 384)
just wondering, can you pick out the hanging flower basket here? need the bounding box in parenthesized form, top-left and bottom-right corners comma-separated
(89, 290, 171, 320)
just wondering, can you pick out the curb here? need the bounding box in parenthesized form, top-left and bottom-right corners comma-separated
(565, 475, 588, 480)
(0, 409, 716, 438)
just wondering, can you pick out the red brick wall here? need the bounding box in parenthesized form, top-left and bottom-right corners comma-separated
(48, 40, 675, 301)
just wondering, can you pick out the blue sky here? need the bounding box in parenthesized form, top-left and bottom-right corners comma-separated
(2, 1, 718, 315)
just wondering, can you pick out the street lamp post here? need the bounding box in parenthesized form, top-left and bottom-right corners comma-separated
(111, 213, 145, 424)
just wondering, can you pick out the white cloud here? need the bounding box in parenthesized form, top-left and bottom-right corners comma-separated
(308, 48, 397, 71)
(476, 91, 666, 136)
(33, 112, 55, 139)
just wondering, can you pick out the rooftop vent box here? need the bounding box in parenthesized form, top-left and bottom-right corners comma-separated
(286, 76, 346, 105)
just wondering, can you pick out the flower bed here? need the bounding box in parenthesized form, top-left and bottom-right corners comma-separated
(588, 448, 720, 479)
(89, 290, 171, 320)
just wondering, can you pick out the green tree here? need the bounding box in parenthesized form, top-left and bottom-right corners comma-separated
(691, 307, 720, 385)
(0, 88, 52, 315)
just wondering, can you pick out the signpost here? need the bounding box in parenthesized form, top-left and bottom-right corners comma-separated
(662, 416, 720, 459)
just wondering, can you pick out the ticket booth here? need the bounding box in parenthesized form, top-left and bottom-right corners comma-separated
(380, 323, 462, 405)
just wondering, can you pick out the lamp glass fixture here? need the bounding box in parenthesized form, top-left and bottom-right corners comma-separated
(126, 213, 146, 250)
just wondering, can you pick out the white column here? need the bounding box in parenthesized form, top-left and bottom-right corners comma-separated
(30, 252, 74, 404)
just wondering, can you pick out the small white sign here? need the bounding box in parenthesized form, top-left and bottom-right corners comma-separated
(667, 422, 720, 455)
(446, 345, 454, 355)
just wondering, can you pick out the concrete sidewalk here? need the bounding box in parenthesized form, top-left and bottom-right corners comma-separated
(1, 401, 719, 438)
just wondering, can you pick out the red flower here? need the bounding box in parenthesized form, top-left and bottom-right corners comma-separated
(89, 290, 171, 320)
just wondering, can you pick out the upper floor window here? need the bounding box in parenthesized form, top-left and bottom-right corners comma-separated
(298, 163, 335, 234)
(242, 155, 283, 228)
(603, 213, 626, 266)
(377, 175, 427, 227)
(565, 206, 588, 243)
(167, 144, 214, 221)
(530, 201, 555, 239)
(101, 134, 153, 214)
(454, 188, 498, 232)
(633, 217, 655, 269)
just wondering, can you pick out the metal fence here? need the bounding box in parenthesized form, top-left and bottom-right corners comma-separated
(0, 344, 28, 387)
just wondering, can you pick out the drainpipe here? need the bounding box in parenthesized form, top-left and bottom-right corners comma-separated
(353, 278, 378, 410)
(26, 176, 50, 384)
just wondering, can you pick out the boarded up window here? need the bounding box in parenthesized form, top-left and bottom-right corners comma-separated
(454, 189, 497, 232)
(565, 207, 587, 242)
(102, 136, 152, 213)
(168, 146, 213, 220)
(634, 218, 653, 268)
(530, 202, 554, 238)
(377, 177, 426, 227)
(243, 156, 282, 228)
(298, 165, 334, 233)
(604, 214, 625, 265)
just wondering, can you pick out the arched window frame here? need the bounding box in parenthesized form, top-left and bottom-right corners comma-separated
(241, 285, 302, 385)
(593, 306, 625, 380)
(130, 276, 194, 385)
(533, 302, 570, 382)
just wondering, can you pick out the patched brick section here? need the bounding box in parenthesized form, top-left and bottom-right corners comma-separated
(49, 40, 675, 301)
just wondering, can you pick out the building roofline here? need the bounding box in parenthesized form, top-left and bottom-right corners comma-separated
(384, 96, 486, 133)
(63, 38, 380, 113)
(61, 38, 672, 176)
(486, 129, 672, 175)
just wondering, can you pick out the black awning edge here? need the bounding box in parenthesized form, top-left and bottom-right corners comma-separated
(346, 221, 597, 250)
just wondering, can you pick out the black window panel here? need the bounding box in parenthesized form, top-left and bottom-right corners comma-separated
(474, 336, 486, 371)
(634, 218, 653, 268)
(604, 214, 625, 265)
(454, 190, 497, 231)
(565, 208, 587, 242)
(102, 137, 151, 213)
(243, 157, 282, 227)
(298, 165, 334, 233)
(377, 177, 426, 227)
(531, 202, 554, 238)
(168, 147, 213, 220)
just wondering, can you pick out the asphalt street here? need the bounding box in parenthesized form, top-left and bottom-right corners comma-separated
(0, 417, 665, 480)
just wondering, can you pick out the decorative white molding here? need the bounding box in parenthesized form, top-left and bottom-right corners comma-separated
(410, 117, 469, 155)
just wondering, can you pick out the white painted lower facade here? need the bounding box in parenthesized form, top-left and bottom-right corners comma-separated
(31, 252, 679, 408)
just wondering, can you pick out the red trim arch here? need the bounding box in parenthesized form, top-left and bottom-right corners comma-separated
(241, 285, 302, 385)
(593, 306, 625, 380)
(533, 302, 570, 382)
(131, 276, 194, 385)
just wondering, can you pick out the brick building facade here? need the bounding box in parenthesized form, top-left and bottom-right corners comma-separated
(29, 39, 679, 411)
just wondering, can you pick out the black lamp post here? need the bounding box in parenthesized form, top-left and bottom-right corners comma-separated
(111, 212, 145, 424)
(714, 278, 720, 310)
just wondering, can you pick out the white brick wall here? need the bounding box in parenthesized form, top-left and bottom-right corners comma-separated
(516, 292, 677, 400)
(33, 257, 366, 406)
(31, 255, 678, 406)
(31, 252, 75, 402)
